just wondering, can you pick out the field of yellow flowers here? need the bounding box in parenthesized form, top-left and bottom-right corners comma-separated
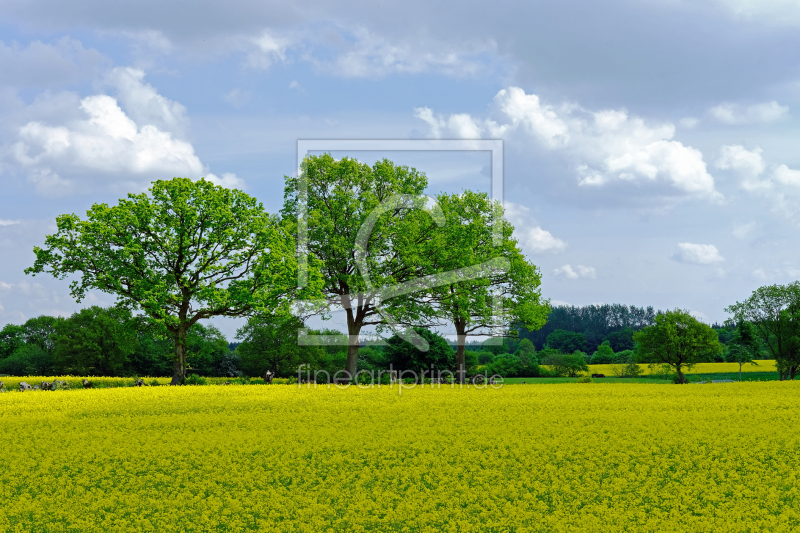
(586, 360, 776, 377)
(2, 382, 800, 532)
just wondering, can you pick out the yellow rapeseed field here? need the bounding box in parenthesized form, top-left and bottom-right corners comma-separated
(2, 383, 800, 532)
(587, 360, 776, 377)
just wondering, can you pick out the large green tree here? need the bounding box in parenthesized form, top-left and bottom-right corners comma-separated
(282, 155, 434, 378)
(26, 178, 323, 384)
(634, 309, 723, 384)
(725, 282, 800, 380)
(390, 191, 549, 383)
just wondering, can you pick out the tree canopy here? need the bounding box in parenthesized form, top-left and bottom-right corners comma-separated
(634, 309, 722, 383)
(53, 306, 136, 376)
(392, 190, 548, 383)
(26, 177, 323, 384)
(282, 154, 435, 378)
(725, 282, 800, 380)
(545, 329, 588, 354)
(383, 327, 454, 377)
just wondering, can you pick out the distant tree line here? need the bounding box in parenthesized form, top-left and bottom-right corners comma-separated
(0, 307, 234, 378)
(0, 300, 784, 383)
(515, 304, 659, 353)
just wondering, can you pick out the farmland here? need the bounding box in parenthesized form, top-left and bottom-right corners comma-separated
(3, 383, 800, 532)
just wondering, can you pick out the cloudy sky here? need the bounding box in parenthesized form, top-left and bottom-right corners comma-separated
(2, 0, 800, 338)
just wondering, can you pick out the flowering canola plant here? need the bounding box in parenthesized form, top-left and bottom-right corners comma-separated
(2, 382, 799, 532)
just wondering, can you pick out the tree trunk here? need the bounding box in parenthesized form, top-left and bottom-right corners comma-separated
(739, 363, 743, 382)
(455, 328, 467, 385)
(344, 309, 362, 381)
(170, 327, 188, 385)
(675, 365, 687, 384)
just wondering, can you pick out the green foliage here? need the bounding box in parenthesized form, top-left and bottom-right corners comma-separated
(184, 374, 208, 386)
(514, 338, 536, 357)
(185, 324, 231, 376)
(464, 350, 479, 374)
(236, 315, 322, 378)
(725, 321, 760, 380)
(610, 350, 641, 378)
(282, 154, 430, 376)
(0, 343, 54, 376)
(517, 304, 658, 352)
(603, 328, 635, 352)
(475, 350, 495, 364)
(356, 346, 386, 373)
(297, 329, 349, 377)
(634, 309, 723, 384)
(590, 340, 615, 364)
(53, 306, 136, 376)
(126, 325, 174, 377)
(537, 347, 561, 362)
(383, 327, 454, 375)
(514, 338, 539, 375)
(725, 282, 800, 380)
(725, 281, 800, 380)
(546, 330, 588, 354)
(0, 323, 25, 360)
(541, 351, 589, 377)
(388, 190, 549, 382)
(486, 354, 521, 377)
(576, 375, 593, 383)
(26, 177, 323, 385)
(612, 349, 636, 364)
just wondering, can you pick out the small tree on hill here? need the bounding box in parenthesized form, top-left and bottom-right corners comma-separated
(725, 321, 760, 381)
(590, 340, 615, 364)
(634, 309, 722, 384)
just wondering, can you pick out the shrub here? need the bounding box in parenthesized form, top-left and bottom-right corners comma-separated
(576, 376, 593, 383)
(590, 341, 615, 365)
(184, 374, 208, 386)
(486, 354, 521, 378)
(474, 351, 495, 365)
(542, 351, 588, 377)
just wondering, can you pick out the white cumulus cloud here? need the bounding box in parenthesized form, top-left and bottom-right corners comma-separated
(553, 264, 596, 280)
(7, 68, 241, 195)
(415, 86, 720, 200)
(714, 145, 800, 217)
(709, 101, 789, 125)
(503, 202, 568, 254)
(673, 243, 725, 264)
(246, 31, 291, 69)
